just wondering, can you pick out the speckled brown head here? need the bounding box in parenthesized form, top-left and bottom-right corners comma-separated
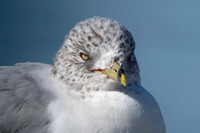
(51, 17, 140, 92)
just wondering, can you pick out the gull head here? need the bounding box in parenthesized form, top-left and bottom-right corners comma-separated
(51, 17, 140, 92)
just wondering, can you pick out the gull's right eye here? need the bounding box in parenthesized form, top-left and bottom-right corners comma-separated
(80, 53, 89, 61)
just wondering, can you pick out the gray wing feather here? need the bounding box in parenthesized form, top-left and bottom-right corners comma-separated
(0, 63, 53, 133)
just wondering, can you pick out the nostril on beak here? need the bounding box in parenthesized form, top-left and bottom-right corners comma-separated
(114, 69, 117, 72)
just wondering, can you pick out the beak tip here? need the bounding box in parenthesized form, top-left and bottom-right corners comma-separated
(120, 73, 126, 86)
(122, 83, 126, 87)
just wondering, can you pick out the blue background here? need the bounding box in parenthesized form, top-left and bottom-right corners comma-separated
(1, 0, 200, 132)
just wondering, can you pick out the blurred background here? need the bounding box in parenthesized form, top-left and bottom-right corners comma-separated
(0, 0, 200, 132)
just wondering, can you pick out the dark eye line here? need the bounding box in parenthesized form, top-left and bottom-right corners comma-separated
(80, 52, 85, 56)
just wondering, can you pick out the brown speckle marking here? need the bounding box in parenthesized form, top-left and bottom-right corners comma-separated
(95, 88, 100, 91)
(68, 37, 73, 42)
(88, 36, 92, 41)
(86, 44, 91, 48)
(130, 42, 133, 47)
(92, 42, 98, 47)
(52, 70, 57, 75)
(106, 36, 111, 42)
(87, 75, 92, 79)
(125, 39, 130, 44)
(78, 40, 84, 44)
(72, 29, 77, 33)
(68, 64, 72, 68)
(91, 28, 104, 44)
(110, 23, 115, 28)
(71, 33, 75, 37)
(81, 95, 85, 99)
(120, 43, 125, 48)
(120, 35, 123, 40)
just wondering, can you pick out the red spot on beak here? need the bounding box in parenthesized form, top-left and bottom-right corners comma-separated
(92, 69, 106, 74)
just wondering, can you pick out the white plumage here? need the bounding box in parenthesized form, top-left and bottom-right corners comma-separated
(0, 17, 165, 133)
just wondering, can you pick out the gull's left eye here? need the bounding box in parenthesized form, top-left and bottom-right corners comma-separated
(80, 53, 89, 61)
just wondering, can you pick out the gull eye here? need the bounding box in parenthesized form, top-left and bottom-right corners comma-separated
(80, 53, 88, 61)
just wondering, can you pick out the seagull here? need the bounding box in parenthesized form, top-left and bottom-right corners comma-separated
(0, 17, 166, 133)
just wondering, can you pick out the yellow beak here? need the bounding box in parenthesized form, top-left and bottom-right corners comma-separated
(102, 61, 126, 86)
